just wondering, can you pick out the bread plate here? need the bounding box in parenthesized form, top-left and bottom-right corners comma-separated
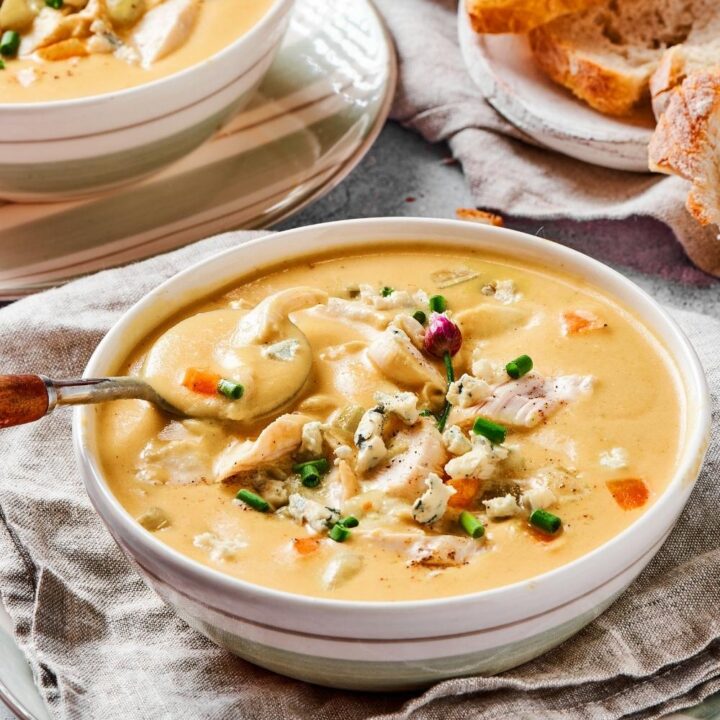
(458, 5, 655, 173)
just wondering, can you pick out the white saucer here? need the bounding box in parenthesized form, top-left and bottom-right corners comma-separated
(457, 5, 654, 172)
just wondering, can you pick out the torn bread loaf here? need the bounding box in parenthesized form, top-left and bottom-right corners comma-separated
(649, 71, 720, 231)
(650, 10, 720, 118)
(466, 0, 600, 34)
(528, 0, 704, 117)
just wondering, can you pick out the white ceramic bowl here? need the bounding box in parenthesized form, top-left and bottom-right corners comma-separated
(74, 218, 711, 690)
(0, 0, 294, 202)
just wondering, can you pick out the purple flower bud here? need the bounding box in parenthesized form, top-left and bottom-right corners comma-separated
(424, 312, 462, 358)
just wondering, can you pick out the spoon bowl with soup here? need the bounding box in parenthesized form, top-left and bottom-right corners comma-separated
(0, 287, 324, 429)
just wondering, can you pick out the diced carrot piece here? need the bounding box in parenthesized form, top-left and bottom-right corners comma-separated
(293, 537, 320, 555)
(455, 208, 504, 226)
(37, 39, 88, 62)
(528, 526, 561, 543)
(182, 368, 221, 396)
(561, 310, 607, 335)
(606, 478, 649, 510)
(447, 477, 480, 509)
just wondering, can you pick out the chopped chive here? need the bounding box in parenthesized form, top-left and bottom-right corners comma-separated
(292, 458, 330, 474)
(236, 489, 270, 512)
(506, 354, 533, 379)
(437, 403, 452, 433)
(429, 295, 447, 313)
(443, 352, 455, 383)
(339, 515, 359, 528)
(413, 310, 427, 325)
(300, 465, 321, 488)
(437, 350, 455, 433)
(217, 378, 244, 400)
(0, 31, 20, 58)
(459, 511, 485, 539)
(46, 0, 63, 7)
(381, 286, 394, 297)
(530, 508, 562, 535)
(329, 523, 351, 542)
(472, 416, 507, 444)
(419, 408, 435, 417)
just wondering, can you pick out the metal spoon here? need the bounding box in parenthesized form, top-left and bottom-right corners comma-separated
(0, 374, 183, 429)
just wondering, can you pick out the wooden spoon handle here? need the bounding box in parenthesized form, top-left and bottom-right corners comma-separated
(0, 375, 51, 428)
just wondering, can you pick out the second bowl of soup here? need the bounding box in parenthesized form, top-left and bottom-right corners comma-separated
(0, 0, 293, 201)
(75, 218, 710, 689)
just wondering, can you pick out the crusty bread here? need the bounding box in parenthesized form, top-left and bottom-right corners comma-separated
(466, 0, 600, 34)
(456, 208, 504, 226)
(650, 12, 720, 118)
(529, 0, 706, 117)
(649, 71, 720, 230)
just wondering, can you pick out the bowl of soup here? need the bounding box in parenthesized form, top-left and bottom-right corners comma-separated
(0, 0, 293, 201)
(74, 217, 710, 690)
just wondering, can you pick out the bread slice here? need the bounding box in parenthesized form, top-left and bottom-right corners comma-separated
(528, 0, 703, 117)
(650, 12, 720, 118)
(466, 0, 600, 34)
(649, 71, 720, 230)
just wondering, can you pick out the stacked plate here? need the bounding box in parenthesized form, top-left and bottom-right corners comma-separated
(0, 0, 395, 300)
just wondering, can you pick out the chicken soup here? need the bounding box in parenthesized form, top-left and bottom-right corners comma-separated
(0, 0, 274, 102)
(98, 248, 683, 601)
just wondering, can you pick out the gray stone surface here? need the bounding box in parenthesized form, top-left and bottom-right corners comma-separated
(278, 122, 720, 317)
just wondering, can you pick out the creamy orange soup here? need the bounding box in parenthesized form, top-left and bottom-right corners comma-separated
(98, 248, 683, 601)
(0, 0, 274, 103)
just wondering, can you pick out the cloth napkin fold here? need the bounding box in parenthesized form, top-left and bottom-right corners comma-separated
(0, 231, 719, 720)
(372, 0, 720, 277)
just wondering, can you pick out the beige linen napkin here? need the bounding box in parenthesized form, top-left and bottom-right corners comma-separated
(0, 230, 719, 720)
(372, 0, 720, 277)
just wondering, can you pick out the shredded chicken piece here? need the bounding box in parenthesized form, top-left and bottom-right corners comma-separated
(358, 284, 428, 310)
(363, 419, 448, 501)
(233, 287, 328, 345)
(131, 0, 200, 66)
(520, 479, 557, 512)
(137, 420, 227, 485)
(367, 325, 445, 403)
(214, 414, 311, 481)
(451, 372, 593, 429)
(193, 532, 246, 562)
(366, 531, 480, 567)
(307, 297, 387, 332)
(322, 552, 363, 590)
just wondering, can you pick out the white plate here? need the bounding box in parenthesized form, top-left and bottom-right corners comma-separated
(0, 603, 50, 720)
(457, 5, 654, 172)
(0, 0, 396, 300)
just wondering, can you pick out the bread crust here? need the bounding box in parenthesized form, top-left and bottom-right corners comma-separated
(528, 24, 649, 116)
(649, 72, 720, 227)
(466, 0, 599, 34)
(650, 46, 688, 119)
